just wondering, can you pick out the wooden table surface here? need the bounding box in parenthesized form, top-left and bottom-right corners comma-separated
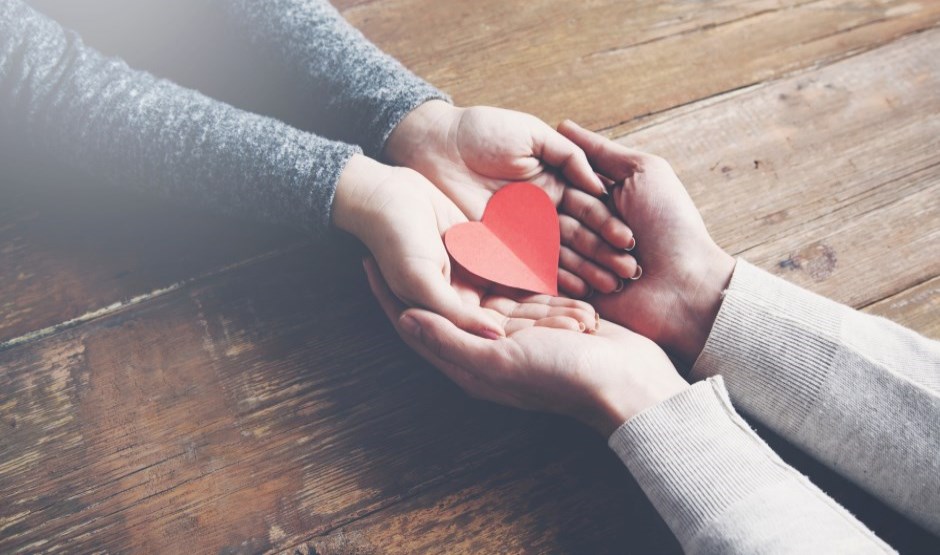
(2, 1, 939, 553)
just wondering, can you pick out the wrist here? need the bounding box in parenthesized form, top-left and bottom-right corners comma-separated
(670, 248, 736, 366)
(384, 99, 459, 167)
(592, 374, 690, 437)
(332, 153, 395, 239)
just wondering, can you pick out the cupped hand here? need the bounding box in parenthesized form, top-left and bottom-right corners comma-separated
(385, 100, 639, 297)
(558, 121, 736, 366)
(333, 154, 598, 338)
(364, 257, 689, 436)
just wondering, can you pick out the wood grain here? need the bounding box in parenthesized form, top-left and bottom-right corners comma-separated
(0, 169, 300, 346)
(617, 28, 940, 308)
(0, 247, 584, 553)
(864, 275, 940, 340)
(340, 0, 940, 131)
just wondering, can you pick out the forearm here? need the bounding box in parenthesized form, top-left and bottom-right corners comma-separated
(610, 378, 894, 554)
(691, 259, 940, 535)
(224, 0, 449, 158)
(1, 0, 359, 235)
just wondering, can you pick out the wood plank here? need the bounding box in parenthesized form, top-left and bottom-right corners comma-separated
(301, 419, 939, 555)
(741, 183, 939, 308)
(306, 436, 679, 555)
(0, 165, 300, 346)
(614, 28, 940, 308)
(341, 0, 940, 131)
(863, 275, 940, 340)
(0, 246, 577, 554)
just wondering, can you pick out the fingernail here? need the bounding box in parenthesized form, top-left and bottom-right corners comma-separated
(481, 328, 502, 340)
(613, 278, 624, 293)
(578, 321, 587, 332)
(630, 265, 643, 281)
(624, 237, 636, 251)
(399, 315, 421, 338)
(594, 312, 600, 329)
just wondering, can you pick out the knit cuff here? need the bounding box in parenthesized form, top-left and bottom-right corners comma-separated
(608, 377, 793, 546)
(364, 83, 452, 161)
(690, 259, 845, 436)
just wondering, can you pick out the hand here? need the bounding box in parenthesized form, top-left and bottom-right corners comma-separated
(558, 121, 736, 366)
(334, 154, 598, 337)
(385, 100, 640, 297)
(365, 258, 689, 436)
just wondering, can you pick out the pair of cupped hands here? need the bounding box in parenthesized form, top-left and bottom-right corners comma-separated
(333, 100, 736, 435)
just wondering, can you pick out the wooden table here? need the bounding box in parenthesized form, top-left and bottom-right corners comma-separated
(2, 1, 939, 553)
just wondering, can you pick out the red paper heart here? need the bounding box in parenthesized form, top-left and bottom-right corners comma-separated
(444, 182, 559, 295)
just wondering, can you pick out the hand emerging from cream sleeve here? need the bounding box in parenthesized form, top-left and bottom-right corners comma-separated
(385, 100, 641, 298)
(558, 121, 736, 366)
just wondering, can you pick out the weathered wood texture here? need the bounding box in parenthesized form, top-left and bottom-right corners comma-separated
(0, 173, 300, 347)
(341, 0, 940, 131)
(1, 1, 939, 554)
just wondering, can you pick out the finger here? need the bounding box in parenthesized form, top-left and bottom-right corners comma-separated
(399, 308, 501, 376)
(557, 120, 642, 182)
(560, 246, 622, 294)
(503, 292, 597, 313)
(492, 313, 581, 334)
(537, 127, 606, 196)
(534, 316, 586, 333)
(481, 296, 594, 331)
(561, 188, 634, 250)
(399, 263, 505, 338)
(558, 267, 591, 299)
(560, 215, 638, 279)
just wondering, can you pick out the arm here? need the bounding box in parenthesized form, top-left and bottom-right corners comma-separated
(2, 1, 589, 336)
(610, 377, 894, 554)
(691, 259, 940, 536)
(363, 262, 895, 553)
(1, 0, 359, 236)
(558, 120, 940, 537)
(224, 0, 641, 297)
(223, 0, 448, 158)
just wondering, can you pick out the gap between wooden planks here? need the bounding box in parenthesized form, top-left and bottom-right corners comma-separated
(2, 27, 939, 555)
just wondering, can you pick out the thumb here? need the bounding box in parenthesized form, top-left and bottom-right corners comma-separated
(557, 120, 640, 182)
(538, 126, 606, 196)
(398, 308, 496, 371)
(402, 268, 505, 339)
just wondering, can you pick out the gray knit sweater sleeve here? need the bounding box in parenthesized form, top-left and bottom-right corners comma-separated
(224, 0, 451, 158)
(692, 260, 940, 536)
(0, 0, 360, 235)
(609, 377, 894, 554)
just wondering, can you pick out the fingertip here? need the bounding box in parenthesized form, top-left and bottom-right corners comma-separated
(534, 315, 583, 333)
(558, 268, 590, 299)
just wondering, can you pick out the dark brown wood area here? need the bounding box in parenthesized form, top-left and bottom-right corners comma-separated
(2, 1, 938, 553)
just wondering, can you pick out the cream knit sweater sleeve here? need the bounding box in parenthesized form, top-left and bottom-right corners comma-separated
(693, 260, 940, 535)
(607, 259, 939, 553)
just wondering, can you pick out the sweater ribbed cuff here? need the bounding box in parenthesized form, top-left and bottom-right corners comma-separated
(691, 259, 845, 436)
(608, 377, 794, 547)
(367, 85, 451, 161)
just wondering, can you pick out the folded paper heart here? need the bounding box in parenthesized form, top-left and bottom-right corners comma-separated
(444, 182, 559, 295)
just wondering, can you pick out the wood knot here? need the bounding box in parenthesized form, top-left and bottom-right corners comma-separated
(778, 242, 837, 282)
